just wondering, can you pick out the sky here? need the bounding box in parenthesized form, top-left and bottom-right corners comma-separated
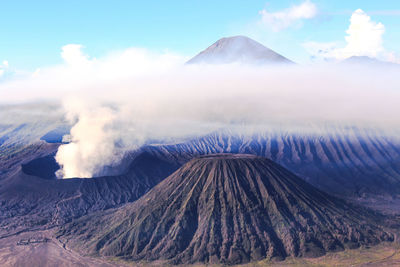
(0, 0, 400, 73)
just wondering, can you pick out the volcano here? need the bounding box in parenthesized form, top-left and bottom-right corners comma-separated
(187, 36, 293, 65)
(341, 56, 399, 68)
(58, 154, 392, 265)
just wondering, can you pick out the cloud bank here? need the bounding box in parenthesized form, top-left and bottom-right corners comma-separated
(259, 0, 317, 31)
(0, 43, 399, 178)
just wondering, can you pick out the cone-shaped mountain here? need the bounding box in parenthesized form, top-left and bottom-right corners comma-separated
(186, 36, 293, 65)
(58, 154, 393, 265)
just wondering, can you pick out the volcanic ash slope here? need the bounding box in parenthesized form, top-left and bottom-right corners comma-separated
(58, 154, 393, 265)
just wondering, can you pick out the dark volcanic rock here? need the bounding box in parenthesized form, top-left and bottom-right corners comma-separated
(21, 153, 59, 180)
(142, 129, 400, 197)
(58, 154, 393, 265)
(0, 149, 180, 235)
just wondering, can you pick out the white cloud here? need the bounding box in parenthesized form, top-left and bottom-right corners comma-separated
(0, 60, 9, 77)
(1, 44, 400, 178)
(259, 0, 317, 31)
(304, 9, 389, 61)
(61, 44, 91, 66)
(339, 9, 385, 58)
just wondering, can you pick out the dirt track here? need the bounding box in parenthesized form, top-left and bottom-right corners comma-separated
(0, 230, 126, 267)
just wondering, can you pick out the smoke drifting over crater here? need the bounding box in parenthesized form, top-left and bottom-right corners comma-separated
(0, 45, 399, 178)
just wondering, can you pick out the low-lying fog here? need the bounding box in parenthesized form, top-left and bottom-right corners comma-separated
(0, 45, 399, 178)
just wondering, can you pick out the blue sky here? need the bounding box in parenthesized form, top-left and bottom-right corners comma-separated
(1, 0, 400, 70)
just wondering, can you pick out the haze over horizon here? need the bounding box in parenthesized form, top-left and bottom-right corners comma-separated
(0, 1, 400, 179)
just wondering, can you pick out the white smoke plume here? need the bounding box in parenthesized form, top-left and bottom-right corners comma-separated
(0, 44, 400, 178)
(55, 104, 118, 178)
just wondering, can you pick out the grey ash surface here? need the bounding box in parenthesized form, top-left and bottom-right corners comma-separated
(58, 154, 393, 265)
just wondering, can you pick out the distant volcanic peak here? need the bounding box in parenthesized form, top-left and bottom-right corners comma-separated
(346, 55, 377, 62)
(61, 154, 392, 265)
(187, 35, 293, 65)
(342, 56, 399, 67)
